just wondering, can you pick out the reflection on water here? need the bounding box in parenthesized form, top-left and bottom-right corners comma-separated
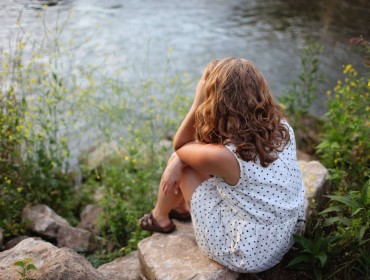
(1, 0, 369, 115)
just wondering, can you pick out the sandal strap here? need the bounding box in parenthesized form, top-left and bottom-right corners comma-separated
(140, 212, 176, 233)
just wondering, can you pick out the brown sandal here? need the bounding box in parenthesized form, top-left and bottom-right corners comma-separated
(139, 212, 176, 234)
(169, 209, 191, 221)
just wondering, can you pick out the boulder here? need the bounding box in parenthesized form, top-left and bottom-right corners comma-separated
(0, 228, 3, 250)
(21, 204, 70, 239)
(79, 141, 126, 173)
(296, 150, 314, 161)
(4, 236, 31, 250)
(138, 221, 239, 280)
(77, 204, 104, 234)
(35, 247, 104, 280)
(57, 225, 96, 253)
(0, 238, 104, 280)
(98, 251, 145, 280)
(299, 160, 330, 215)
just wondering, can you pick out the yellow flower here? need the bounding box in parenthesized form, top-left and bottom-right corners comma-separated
(279, 103, 286, 110)
(343, 64, 352, 74)
(16, 125, 24, 132)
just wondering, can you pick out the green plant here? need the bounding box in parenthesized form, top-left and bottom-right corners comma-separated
(278, 43, 324, 153)
(316, 64, 369, 192)
(279, 43, 324, 119)
(354, 247, 370, 278)
(0, 9, 98, 236)
(322, 181, 370, 247)
(287, 229, 340, 280)
(14, 258, 37, 280)
(317, 182, 370, 278)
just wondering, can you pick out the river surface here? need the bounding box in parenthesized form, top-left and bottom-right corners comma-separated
(1, 0, 369, 115)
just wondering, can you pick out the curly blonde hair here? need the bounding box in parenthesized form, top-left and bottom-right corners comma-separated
(195, 58, 290, 167)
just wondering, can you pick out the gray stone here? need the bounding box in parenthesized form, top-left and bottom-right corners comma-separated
(98, 251, 145, 280)
(21, 204, 69, 239)
(0, 238, 53, 280)
(0, 228, 3, 250)
(77, 204, 103, 234)
(79, 141, 126, 173)
(4, 236, 31, 250)
(299, 160, 330, 215)
(138, 221, 239, 280)
(57, 225, 96, 253)
(296, 150, 314, 161)
(35, 247, 104, 280)
(0, 238, 104, 280)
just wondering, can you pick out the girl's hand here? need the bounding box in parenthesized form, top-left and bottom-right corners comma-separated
(161, 153, 185, 195)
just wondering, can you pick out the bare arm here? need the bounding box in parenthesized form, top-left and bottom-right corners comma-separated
(176, 142, 240, 186)
(173, 79, 206, 150)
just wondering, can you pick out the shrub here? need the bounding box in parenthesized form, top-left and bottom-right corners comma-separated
(278, 43, 324, 153)
(316, 64, 370, 192)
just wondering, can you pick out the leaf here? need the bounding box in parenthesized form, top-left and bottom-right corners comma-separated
(323, 216, 350, 227)
(351, 207, 364, 216)
(319, 206, 341, 215)
(294, 235, 311, 249)
(359, 238, 370, 246)
(26, 264, 37, 271)
(361, 180, 370, 205)
(357, 225, 368, 241)
(14, 261, 24, 267)
(317, 252, 327, 267)
(286, 255, 310, 268)
(22, 96, 27, 107)
(312, 236, 323, 255)
(327, 195, 361, 209)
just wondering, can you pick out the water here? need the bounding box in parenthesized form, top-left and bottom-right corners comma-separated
(1, 0, 369, 115)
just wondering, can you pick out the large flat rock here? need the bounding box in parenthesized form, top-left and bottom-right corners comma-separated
(138, 221, 239, 280)
(98, 251, 145, 280)
(0, 238, 104, 280)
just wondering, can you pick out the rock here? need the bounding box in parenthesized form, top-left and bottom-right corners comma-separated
(35, 247, 104, 280)
(0, 228, 3, 250)
(0, 238, 104, 280)
(57, 225, 96, 253)
(77, 204, 104, 234)
(98, 251, 145, 280)
(138, 221, 239, 280)
(0, 238, 54, 280)
(79, 141, 126, 173)
(93, 186, 107, 202)
(21, 204, 69, 239)
(296, 150, 314, 161)
(4, 236, 31, 250)
(299, 160, 330, 215)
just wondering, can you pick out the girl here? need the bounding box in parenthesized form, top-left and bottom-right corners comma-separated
(140, 58, 305, 273)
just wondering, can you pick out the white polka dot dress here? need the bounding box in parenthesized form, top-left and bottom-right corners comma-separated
(190, 123, 305, 273)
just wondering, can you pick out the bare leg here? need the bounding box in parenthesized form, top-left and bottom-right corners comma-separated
(180, 166, 210, 206)
(152, 166, 209, 227)
(152, 183, 183, 227)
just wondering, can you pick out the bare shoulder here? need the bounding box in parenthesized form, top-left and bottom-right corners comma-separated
(176, 142, 240, 185)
